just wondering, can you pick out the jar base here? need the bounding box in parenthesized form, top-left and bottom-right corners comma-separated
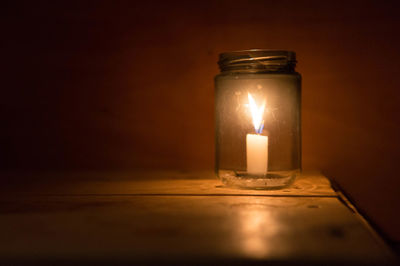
(219, 169, 299, 190)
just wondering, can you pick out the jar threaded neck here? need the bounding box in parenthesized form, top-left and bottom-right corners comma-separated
(218, 49, 296, 73)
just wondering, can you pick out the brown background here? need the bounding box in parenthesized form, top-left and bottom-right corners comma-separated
(2, 1, 400, 244)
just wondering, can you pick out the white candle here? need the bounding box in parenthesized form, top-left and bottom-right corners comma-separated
(246, 134, 268, 175)
(247, 93, 268, 176)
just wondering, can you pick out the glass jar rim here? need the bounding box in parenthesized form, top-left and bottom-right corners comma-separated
(218, 49, 296, 73)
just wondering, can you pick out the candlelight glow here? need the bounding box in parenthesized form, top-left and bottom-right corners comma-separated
(236, 206, 276, 258)
(248, 93, 266, 134)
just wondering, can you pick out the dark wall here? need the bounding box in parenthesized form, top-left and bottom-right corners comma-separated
(2, 1, 400, 242)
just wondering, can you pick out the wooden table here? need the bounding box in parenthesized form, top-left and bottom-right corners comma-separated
(0, 171, 397, 265)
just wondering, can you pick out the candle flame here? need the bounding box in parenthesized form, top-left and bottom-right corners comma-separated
(248, 93, 265, 134)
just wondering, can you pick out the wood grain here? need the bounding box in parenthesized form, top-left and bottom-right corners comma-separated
(2, 171, 335, 196)
(0, 171, 396, 264)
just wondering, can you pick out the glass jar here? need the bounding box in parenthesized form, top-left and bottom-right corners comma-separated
(215, 50, 301, 189)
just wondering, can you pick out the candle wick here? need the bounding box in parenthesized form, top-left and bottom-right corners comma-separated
(256, 122, 264, 134)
